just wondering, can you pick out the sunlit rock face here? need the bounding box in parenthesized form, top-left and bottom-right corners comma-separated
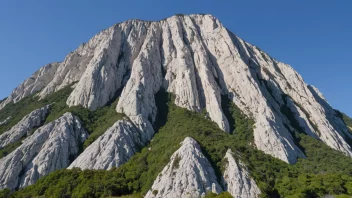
(145, 137, 223, 198)
(222, 149, 261, 198)
(0, 113, 88, 190)
(69, 118, 142, 170)
(0, 63, 59, 109)
(2, 14, 351, 164)
(0, 105, 50, 149)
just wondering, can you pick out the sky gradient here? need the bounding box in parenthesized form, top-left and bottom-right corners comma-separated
(0, 0, 351, 115)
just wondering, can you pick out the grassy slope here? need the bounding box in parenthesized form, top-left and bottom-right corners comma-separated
(7, 92, 352, 198)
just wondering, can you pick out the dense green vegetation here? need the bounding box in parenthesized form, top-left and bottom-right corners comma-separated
(0, 86, 124, 159)
(342, 112, 352, 129)
(0, 86, 74, 135)
(205, 192, 233, 198)
(335, 110, 352, 136)
(5, 92, 352, 198)
(43, 98, 124, 149)
(0, 189, 10, 198)
(344, 115, 352, 126)
(221, 95, 255, 144)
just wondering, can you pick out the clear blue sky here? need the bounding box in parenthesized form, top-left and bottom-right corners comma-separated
(0, 1, 351, 116)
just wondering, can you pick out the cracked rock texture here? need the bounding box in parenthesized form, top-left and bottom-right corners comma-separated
(145, 137, 222, 198)
(0, 105, 50, 149)
(69, 118, 141, 170)
(0, 112, 88, 190)
(0, 116, 11, 126)
(222, 149, 261, 198)
(1, 14, 352, 164)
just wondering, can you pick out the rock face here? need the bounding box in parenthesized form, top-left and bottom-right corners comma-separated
(222, 149, 261, 198)
(0, 112, 88, 190)
(0, 116, 11, 126)
(2, 14, 352, 164)
(0, 63, 59, 109)
(69, 118, 141, 170)
(0, 105, 50, 149)
(145, 137, 222, 198)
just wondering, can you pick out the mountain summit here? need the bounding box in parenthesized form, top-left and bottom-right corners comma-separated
(1, 14, 352, 197)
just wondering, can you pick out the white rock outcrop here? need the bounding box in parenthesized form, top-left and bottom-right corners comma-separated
(0, 63, 59, 110)
(38, 30, 118, 100)
(2, 14, 351, 164)
(69, 118, 141, 170)
(222, 149, 261, 198)
(0, 105, 50, 149)
(0, 116, 11, 126)
(145, 137, 222, 198)
(0, 112, 88, 190)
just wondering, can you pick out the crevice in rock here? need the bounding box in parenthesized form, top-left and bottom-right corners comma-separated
(153, 89, 170, 132)
(221, 95, 235, 134)
(105, 48, 126, 107)
(280, 94, 307, 134)
(159, 27, 167, 79)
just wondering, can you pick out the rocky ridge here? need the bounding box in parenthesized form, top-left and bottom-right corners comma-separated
(0, 105, 50, 149)
(145, 137, 222, 198)
(69, 118, 142, 170)
(0, 112, 88, 190)
(222, 149, 261, 198)
(0, 14, 351, 165)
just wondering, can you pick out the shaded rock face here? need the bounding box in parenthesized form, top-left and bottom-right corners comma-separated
(1, 14, 351, 164)
(145, 137, 222, 198)
(0, 105, 50, 149)
(0, 116, 11, 126)
(0, 113, 88, 190)
(222, 150, 261, 198)
(69, 119, 141, 170)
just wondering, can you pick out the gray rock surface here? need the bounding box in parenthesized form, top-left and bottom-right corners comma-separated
(0, 105, 50, 149)
(145, 137, 222, 198)
(69, 118, 141, 170)
(222, 149, 261, 198)
(0, 112, 88, 190)
(2, 14, 351, 164)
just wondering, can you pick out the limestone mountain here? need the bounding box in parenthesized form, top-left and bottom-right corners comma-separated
(0, 14, 352, 198)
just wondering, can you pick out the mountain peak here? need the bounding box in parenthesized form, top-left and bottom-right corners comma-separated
(1, 13, 351, 165)
(1, 14, 352, 197)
